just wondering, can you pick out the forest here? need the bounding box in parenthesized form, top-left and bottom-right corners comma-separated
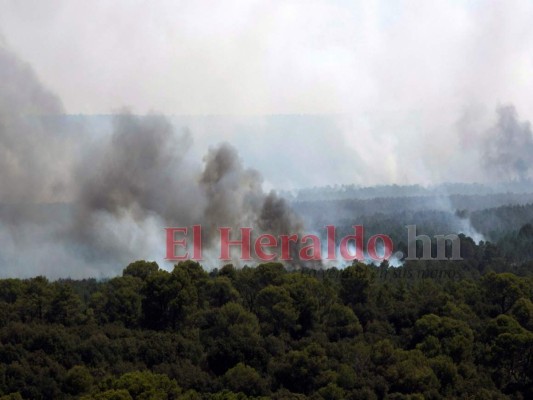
(0, 235, 532, 399)
(3, 1, 533, 399)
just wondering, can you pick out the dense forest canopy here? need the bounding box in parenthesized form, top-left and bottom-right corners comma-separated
(0, 242, 532, 399)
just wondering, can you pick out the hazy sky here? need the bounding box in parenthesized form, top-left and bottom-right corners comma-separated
(0, 0, 531, 116)
(1, 0, 533, 188)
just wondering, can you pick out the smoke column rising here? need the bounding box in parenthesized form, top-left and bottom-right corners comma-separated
(0, 43, 307, 277)
(482, 105, 533, 181)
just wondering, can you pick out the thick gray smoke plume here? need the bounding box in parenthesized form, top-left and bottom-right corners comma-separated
(0, 44, 74, 208)
(482, 105, 533, 181)
(70, 115, 305, 266)
(200, 144, 303, 245)
(0, 44, 307, 277)
(66, 113, 200, 263)
(78, 114, 195, 220)
(200, 143, 264, 244)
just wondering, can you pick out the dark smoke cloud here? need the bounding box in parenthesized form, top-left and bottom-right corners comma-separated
(73, 113, 203, 227)
(64, 113, 200, 263)
(200, 142, 264, 244)
(198, 145, 307, 262)
(70, 117, 307, 266)
(0, 43, 308, 277)
(482, 105, 533, 181)
(258, 192, 303, 237)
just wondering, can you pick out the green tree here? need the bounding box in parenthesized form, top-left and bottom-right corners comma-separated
(483, 272, 529, 314)
(200, 302, 265, 375)
(255, 285, 299, 336)
(339, 262, 374, 306)
(46, 283, 84, 326)
(222, 363, 267, 396)
(414, 314, 474, 362)
(63, 365, 93, 395)
(123, 260, 159, 280)
(323, 304, 362, 341)
(112, 371, 181, 400)
(90, 276, 143, 326)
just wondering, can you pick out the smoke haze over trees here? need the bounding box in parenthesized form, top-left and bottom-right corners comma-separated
(1, 2, 533, 399)
(4, 38, 533, 276)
